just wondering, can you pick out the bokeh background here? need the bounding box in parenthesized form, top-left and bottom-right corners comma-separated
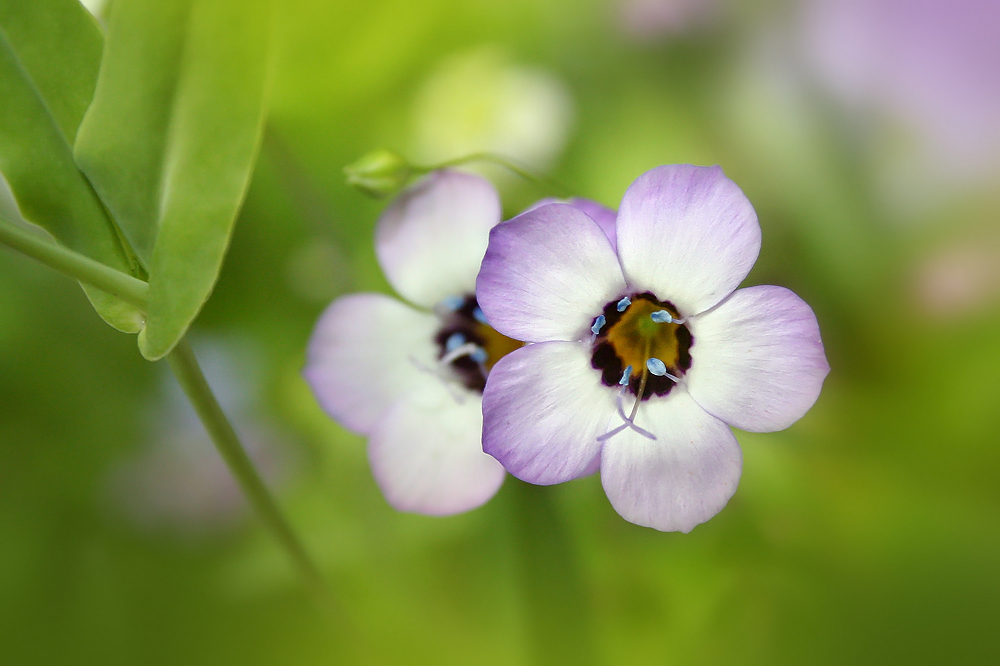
(2, 0, 999, 663)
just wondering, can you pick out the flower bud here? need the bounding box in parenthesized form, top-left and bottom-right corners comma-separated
(343, 149, 413, 198)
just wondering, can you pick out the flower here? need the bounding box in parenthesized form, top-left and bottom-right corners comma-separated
(303, 171, 617, 516)
(303, 171, 508, 515)
(795, 0, 1000, 210)
(476, 164, 830, 532)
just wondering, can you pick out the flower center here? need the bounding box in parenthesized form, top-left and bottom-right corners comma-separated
(589, 292, 694, 442)
(590, 292, 693, 400)
(434, 294, 522, 393)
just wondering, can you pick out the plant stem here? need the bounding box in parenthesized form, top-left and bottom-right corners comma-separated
(2, 216, 324, 592)
(417, 152, 572, 197)
(509, 480, 596, 665)
(0, 215, 148, 309)
(166, 338, 324, 588)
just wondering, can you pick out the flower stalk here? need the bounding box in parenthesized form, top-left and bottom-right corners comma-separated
(167, 339, 324, 589)
(2, 214, 323, 590)
(509, 480, 596, 666)
(0, 215, 148, 309)
(344, 149, 570, 199)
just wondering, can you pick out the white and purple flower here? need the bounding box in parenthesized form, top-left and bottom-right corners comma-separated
(476, 164, 830, 532)
(304, 170, 618, 516)
(304, 171, 511, 515)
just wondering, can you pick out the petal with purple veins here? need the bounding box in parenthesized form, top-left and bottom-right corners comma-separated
(482, 341, 614, 484)
(686, 285, 830, 432)
(477, 203, 627, 342)
(616, 165, 761, 316)
(601, 391, 742, 533)
(568, 197, 618, 249)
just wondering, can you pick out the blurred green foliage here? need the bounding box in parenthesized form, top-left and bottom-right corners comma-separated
(2, 0, 999, 664)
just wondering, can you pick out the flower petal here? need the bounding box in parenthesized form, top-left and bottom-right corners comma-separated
(600, 391, 742, 533)
(686, 285, 830, 432)
(616, 165, 761, 316)
(570, 197, 618, 249)
(529, 197, 619, 248)
(476, 203, 627, 342)
(482, 341, 615, 484)
(376, 170, 501, 308)
(368, 381, 505, 516)
(483, 342, 615, 485)
(304, 293, 439, 434)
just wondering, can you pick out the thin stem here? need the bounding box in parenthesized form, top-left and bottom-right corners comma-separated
(509, 480, 596, 666)
(0, 215, 148, 309)
(166, 338, 324, 589)
(416, 152, 572, 197)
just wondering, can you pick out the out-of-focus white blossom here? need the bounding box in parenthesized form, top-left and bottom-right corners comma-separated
(410, 47, 573, 180)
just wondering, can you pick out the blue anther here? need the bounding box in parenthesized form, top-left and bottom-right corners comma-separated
(651, 310, 673, 324)
(618, 365, 633, 385)
(470, 347, 488, 364)
(441, 295, 465, 311)
(646, 358, 668, 376)
(445, 333, 466, 352)
(473, 306, 489, 325)
(616, 296, 631, 312)
(591, 314, 606, 336)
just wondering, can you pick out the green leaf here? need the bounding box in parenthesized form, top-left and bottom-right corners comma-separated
(75, 0, 271, 360)
(0, 0, 144, 333)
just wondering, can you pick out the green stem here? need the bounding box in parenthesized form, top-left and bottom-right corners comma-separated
(416, 152, 572, 197)
(166, 338, 324, 588)
(0, 215, 148, 309)
(2, 215, 324, 592)
(509, 480, 596, 665)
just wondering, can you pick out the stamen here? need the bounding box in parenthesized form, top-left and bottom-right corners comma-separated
(591, 314, 606, 336)
(599, 350, 657, 442)
(616, 296, 631, 312)
(650, 309, 686, 324)
(440, 341, 481, 365)
(645, 357, 680, 382)
(441, 294, 465, 312)
(445, 332, 466, 352)
(472, 306, 489, 325)
(470, 347, 488, 364)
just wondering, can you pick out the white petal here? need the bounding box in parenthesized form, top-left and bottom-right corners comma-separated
(686, 285, 830, 432)
(482, 341, 616, 484)
(616, 165, 761, 316)
(376, 170, 501, 308)
(303, 294, 439, 434)
(601, 391, 742, 533)
(476, 203, 627, 342)
(368, 381, 505, 516)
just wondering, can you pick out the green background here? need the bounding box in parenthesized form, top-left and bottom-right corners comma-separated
(2, 0, 999, 663)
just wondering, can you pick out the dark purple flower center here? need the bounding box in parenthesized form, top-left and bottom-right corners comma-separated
(590, 292, 693, 401)
(435, 294, 522, 393)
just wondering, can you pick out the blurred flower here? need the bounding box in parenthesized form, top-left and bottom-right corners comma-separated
(476, 165, 829, 532)
(618, 0, 721, 41)
(796, 0, 1000, 211)
(410, 47, 573, 179)
(913, 239, 1000, 318)
(304, 171, 510, 516)
(106, 339, 294, 538)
